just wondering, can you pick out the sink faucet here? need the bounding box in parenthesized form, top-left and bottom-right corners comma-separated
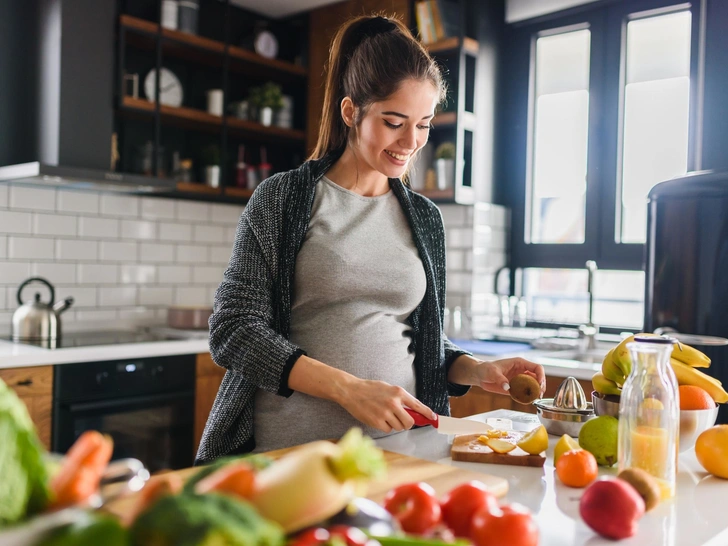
(579, 260, 598, 351)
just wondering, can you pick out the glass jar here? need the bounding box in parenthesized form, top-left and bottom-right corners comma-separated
(618, 335, 679, 500)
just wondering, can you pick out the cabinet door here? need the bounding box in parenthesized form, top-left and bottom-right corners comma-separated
(194, 353, 226, 455)
(0, 366, 54, 449)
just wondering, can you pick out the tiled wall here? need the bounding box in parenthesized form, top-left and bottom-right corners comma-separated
(0, 183, 509, 336)
(0, 184, 242, 333)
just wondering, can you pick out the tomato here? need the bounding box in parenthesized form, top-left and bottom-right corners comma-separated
(290, 528, 331, 546)
(327, 526, 371, 546)
(470, 503, 539, 546)
(383, 482, 442, 534)
(440, 481, 498, 538)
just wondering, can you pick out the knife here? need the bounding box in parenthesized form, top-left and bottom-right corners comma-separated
(404, 408, 493, 436)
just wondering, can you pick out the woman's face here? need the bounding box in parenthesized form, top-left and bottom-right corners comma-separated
(351, 79, 439, 179)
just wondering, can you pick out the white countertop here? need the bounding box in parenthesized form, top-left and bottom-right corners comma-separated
(375, 409, 728, 546)
(0, 338, 210, 369)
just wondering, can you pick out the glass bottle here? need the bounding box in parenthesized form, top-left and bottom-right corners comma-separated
(618, 335, 679, 500)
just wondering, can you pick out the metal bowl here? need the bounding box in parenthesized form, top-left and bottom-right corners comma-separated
(592, 391, 621, 418)
(534, 398, 595, 437)
(679, 407, 719, 453)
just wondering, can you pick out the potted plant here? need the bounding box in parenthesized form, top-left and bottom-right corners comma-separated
(434, 142, 456, 190)
(202, 143, 221, 188)
(250, 82, 283, 126)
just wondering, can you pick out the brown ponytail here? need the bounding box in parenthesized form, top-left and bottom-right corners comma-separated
(310, 15, 446, 160)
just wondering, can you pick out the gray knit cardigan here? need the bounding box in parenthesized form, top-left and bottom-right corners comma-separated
(197, 152, 471, 463)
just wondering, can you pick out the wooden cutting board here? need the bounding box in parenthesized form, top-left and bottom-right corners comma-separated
(451, 433, 546, 467)
(104, 449, 509, 519)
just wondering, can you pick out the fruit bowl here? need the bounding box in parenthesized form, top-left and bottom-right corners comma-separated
(679, 407, 719, 452)
(592, 391, 621, 418)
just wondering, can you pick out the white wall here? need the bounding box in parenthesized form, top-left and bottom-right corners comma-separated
(506, 0, 599, 23)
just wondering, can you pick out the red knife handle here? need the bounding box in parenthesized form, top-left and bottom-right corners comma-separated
(404, 407, 438, 428)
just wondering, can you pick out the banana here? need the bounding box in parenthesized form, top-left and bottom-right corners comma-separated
(671, 341, 711, 368)
(592, 372, 623, 396)
(602, 356, 628, 386)
(611, 336, 634, 378)
(670, 358, 728, 403)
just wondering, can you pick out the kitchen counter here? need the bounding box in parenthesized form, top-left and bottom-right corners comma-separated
(0, 338, 210, 369)
(375, 409, 728, 546)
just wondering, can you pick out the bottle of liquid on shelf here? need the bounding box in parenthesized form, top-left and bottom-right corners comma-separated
(258, 146, 271, 182)
(236, 144, 247, 188)
(618, 334, 679, 500)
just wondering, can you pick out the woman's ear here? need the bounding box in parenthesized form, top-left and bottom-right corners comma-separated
(340, 97, 356, 127)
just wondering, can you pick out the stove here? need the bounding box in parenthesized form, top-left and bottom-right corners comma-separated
(10, 328, 207, 349)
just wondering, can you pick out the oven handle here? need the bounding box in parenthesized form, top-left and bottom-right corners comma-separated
(65, 390, 195, 412)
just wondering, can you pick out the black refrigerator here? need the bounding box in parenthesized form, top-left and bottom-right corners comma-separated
(645, 171, 728, 424)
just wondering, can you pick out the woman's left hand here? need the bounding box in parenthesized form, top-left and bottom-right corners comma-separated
(473, 357, 546, 396)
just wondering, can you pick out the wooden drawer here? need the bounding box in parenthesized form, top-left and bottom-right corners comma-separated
(194, 353, 226, 455)
(0, 365, 53, 397)
(195, 352, 226, 378)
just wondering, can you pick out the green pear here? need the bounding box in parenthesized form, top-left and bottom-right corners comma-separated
(579, 416, 619, 467)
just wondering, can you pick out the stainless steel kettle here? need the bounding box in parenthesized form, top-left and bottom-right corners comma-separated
(12, 277, 74, 347)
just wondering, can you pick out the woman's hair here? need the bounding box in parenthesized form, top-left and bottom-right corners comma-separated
(310, 14, 447, 160)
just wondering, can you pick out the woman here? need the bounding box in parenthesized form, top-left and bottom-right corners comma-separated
(197, 14, 544, 463)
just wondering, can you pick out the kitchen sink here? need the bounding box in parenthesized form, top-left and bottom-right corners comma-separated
(536, 346, 612, 364)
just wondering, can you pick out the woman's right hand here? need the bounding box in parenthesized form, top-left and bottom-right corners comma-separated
(335, 379, 436, 433)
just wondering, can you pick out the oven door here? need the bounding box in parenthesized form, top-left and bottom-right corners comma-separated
(54, 391, 194, 472)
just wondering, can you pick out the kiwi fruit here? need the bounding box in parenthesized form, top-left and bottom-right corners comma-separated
(617, 468, 661, 511)
(509, 374, 541, 404)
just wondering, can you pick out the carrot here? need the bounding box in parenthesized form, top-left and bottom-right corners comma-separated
(194, 462, 257, 499)
(48, 431, 114, 510)
(122, 473, 184, 527)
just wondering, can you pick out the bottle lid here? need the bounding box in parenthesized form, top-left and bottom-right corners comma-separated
(633, 334, 677, 345)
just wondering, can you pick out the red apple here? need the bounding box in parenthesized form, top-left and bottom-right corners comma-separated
(579, 477, 646, 540)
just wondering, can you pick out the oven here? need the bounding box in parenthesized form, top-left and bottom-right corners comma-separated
(52, 354, 196, 472)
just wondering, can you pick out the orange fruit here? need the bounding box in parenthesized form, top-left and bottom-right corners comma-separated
(556, 449, 598, 488)
(679, 385, 715, 410)
(695, 425, 728, 479)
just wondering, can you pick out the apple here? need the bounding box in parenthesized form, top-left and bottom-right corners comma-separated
(579, 477, 646, 540)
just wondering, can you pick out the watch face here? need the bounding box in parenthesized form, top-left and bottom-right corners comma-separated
(144, 68, 183, 107)
(254, 30, 278, 59)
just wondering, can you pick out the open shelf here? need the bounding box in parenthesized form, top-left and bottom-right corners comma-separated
(433, 111, 456, 127)
(419, 188, 455, 201)
(426, 36, 479, 55)
(119, 96, 306, 143)
(176, 182, 221, 194)
(120, 15, 306, 81)
(224, 187, 255, 199)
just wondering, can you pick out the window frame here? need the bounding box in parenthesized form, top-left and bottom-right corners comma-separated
(500, 0, 705, 273)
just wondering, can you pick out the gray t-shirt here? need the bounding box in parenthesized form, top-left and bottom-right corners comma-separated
(253, 176, 427, 451)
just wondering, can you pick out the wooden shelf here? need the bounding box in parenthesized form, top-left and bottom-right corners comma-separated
(419, 188, 455, 201)
(120, 15, 306, 80)
(426, 36, 479, 55)
(120, 96, 306, 143)
(176, 182, 221, 194)
(224, 187, 254, 199)
(433, 111, 456, 127)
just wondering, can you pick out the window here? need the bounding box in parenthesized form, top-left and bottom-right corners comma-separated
(500, 0, 702, 329)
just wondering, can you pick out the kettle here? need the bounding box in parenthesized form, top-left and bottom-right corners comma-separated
(12, 277, 74, 347)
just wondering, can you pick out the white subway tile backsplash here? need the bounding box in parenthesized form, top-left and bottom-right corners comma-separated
(75, 309, 118, 322)
(99, 286, 137, 307)
(439, 205, 469, 228)
(0, 185, 8, 207)
(34, 213, 76, 236)
(158, 265, 191, 284)
(176, 201, 210, 222)
(209, 246, 231, 265)
(140, 197, 175, 220)
(446, 249, 465, 271)
(121, 219, 156, 240)
(0, 262, 31, 284)
(139, 286, 174, 306)
(56, 239, 98, 261)
(193, 265, 223, 284)
(9, 186, 56, 211)
(447, 272, 473, 294)
(0, 211, 33, 234)
(78, 216, 120, 238)
(0, 288, 5, 310)
(194, 225, 225, 243)
(159, 222, 192, 242)
(59, 286, 97, 307)
(0, 236, 6, 259)
(225, 227, 237, 241)
(57, 191, 99, 214)
(100, 194, 139, 217)
(118, 306, 158, 323)
(210, 204, 243, 225)
(100, 241, 137, 262)
(8, 236, 55, 259)
(446, 228, 473, 250)
(32, 262, 76, 284)
(120, 264, 156, 284)
(176, 244, 208, 263)
(175, 286, 213, 307)
(139, 242, 174, 263)
(78, 263, 118, 284)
